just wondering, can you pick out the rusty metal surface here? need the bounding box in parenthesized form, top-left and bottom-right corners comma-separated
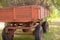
(0, 7, 14, 22)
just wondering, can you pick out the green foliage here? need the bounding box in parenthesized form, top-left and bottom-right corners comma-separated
(0, 0, 60, 18)
(56, 12, 60, 18)
(51, 0, 60, 10)
(0, 0, 60, 9)
(50, 7, 56, 18)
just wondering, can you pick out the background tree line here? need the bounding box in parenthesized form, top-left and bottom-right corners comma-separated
(0, 0, 59, 9)
(0, 0, 60, 11)
(0, 0, 60, 18)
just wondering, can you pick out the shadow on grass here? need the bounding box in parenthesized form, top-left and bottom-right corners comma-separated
(50, 22, 60, 26)
(14, 25, 60, 40)
(0, 23, 60, 40)
(14, 35, 34, 40)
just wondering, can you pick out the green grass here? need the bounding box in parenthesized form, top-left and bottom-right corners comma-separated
(14, 19, 60, 40)
(43, 25, 60, 40)
(14, 25, 60, 40)
(0, 19, 60, 40)
(0, 26, 60, 40)
(14, 36, 34, 40)
(0, 36, 1, 40)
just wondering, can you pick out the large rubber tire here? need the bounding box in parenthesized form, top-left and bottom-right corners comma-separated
(34, 25, 43, 40)
(2, 27, 14, 40)
(42, 21, 49, 33)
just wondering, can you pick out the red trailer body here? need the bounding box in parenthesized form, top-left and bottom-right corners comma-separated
(0, 5, 50, 22)
(1, 5, 50, 40)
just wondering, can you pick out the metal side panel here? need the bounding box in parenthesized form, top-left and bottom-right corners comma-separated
(0, 8, 14, 22)
(15, 6, 32, 22)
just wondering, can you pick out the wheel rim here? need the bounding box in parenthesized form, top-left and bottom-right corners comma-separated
(7, 30, 14, 38)
(6, 27, 14, 39)
(2, 27, 14, 40)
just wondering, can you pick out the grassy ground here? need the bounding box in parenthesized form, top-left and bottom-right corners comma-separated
(14, 25, 60, 40)
(0, 18, 60, 40)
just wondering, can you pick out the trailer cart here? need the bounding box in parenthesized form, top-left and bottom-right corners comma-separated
(0, 5, 50, 40)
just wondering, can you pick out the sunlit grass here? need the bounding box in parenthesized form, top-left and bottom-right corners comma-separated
(13, 18, 60, 40)
(14, 17, 60, 40)
(13, 25, 60, 40)
(0, 18, 60, 40)
(14, 35, 34, 40)
(0, 24, 60, 40)
(0, 26, 60, 40)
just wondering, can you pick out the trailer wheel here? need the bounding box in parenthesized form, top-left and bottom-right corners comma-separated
(34, 25, 43, 40)
(42, 21, 49, 33)
(2, 27, 14, 40)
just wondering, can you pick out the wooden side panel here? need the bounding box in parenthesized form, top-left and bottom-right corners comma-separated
(0, 5, 50, 22)
(44, 8, 50, 18)
(47, 9, 50, 17)
(40, 6, 45, 19)
(32, 5, 39, 20)
(44, 8, 48, 18)
(15, 6, 32, 22)
(0, 8, 14, 22)
(37, 6, 41, 19)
